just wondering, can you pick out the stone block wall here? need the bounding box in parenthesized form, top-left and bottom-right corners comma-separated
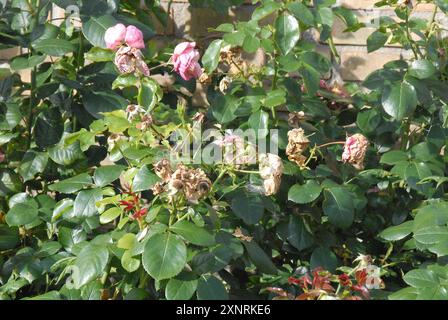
(1, 0, 446, 83)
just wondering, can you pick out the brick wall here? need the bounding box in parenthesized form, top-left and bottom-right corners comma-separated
(1, 0, 446, 83)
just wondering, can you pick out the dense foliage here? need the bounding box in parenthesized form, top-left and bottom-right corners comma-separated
(0, 0, 447, 300)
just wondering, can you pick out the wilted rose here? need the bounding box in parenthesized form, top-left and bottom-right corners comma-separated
(259, 153, 283, 196)
(286, 128, 310, 167)
(342, 133, 369, 170)
(172, 42, 203, 81)
(114, 46, 150, 76)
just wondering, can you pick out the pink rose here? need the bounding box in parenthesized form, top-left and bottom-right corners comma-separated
(125, 25, 145, 49)
(172, 42, 203, 81)
(342, 133, 369, 170)
(105, 24, 145, 50)
(105, 23, 126, 50)
(0, 150, 4, 163)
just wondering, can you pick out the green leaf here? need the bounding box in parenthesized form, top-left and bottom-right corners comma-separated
(367, 30, 388, 53)
(287, 215, 313, 251)
(202, 39, 223, 73)
(112, 74, 139, 90)
(32, 39, 75, 56)
(210, 95, 239, 124)
(197, 275, 228, 300)
(243, 241, 278, 274)
(403, 269, 439, 288)
(381, 82, 417, 120)
(121, 250, 140, 273)
(242, 35, 260, 53)
(166, 278, 198, 300)
(94, 165, 126, 187)
(287, 2, 314, 26)
(248, 110, 269, 138)
(73, 243, 109, 289)
(299, 64, 321, 96)
(82, 15, 117, 48)
(436, 0, 448, 13)
(100, 207, 122, 224)
(82, 91, 128, 119)
(6, 202, 39, 226)
(73, 189, 103, 218)
(85, 47, 115, 62)
(288, 180, 322, 204)
(380, 150, 408, 165)
(389, 287, 419, 300)
(231, 192, 264, 225)
(25, 291, 61, 300)
(310, 247, 338, 272)
(138, 78, 161, 111)
(0, 225, 20, 250)
(142, 232, 187, 281)
(10, 55, 45, 71)
(322, 187, 354, 229)
(380, 221, 414, 241)
(414, 226, 448, 245)
(117, 233, 137, 250)
(49, 173, 92, 194)
(409, 60, 436, 79)
(48, 140, 85, 166)
(170, 220, 215, 247)
(264, 88, 286, 108)
(0, 170, 22, 197)
(274, 13, 300, 55)
(132, 165, 160, 192)
(35, 108, 64, 148)
(18, 151, 48, 182)
(252, 1, 281, 21)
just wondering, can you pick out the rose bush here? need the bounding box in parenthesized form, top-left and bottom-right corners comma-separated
(0, 0, 447, 300)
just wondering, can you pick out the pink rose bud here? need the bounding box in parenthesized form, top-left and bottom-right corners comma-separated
(342, 133, 369, 170)
(0, 150, 4, 163)
(172, 42, 203, 81)
(125, 25, 145, 49)
(104, 23, 127, 50)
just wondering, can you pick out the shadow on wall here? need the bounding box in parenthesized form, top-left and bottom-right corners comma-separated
(340, 56, 366, 82)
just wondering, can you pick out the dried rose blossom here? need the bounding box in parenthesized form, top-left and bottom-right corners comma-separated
(192, 112, 205, 124)
(126, 104, 144, 120)
(166, 164, 211, 203)
(219, 76, 232, 94)
(153, 158, 172, 182)
(286, 128, 310, 167)
(288, 111, 306, 128)
(342, 133, 369, 170)
(114, 46, 150, 76)
(259, 153, 283, 196)
(259, 153, 283, 181)
(151, 181, 165, 195)
(136, 114, 153, 130)
(198, 71, 211, 84)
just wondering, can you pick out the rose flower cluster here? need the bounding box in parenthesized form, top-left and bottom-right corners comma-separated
(151, 159, 212, 204)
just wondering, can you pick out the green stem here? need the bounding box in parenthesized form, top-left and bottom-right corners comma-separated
(101, 264, 112, 285)
(211, 168, 227, 192)
(27, 65, 37, 150)
(328, 36, 340, 64)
